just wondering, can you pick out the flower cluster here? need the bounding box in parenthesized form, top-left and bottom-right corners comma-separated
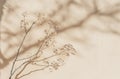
(9, 13, 77, 79)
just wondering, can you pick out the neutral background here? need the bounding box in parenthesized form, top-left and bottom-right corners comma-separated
(1, 0, 120, 79)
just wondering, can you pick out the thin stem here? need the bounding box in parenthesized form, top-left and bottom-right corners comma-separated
(9, 22, 35, 79)
(18, 65, 49, 79)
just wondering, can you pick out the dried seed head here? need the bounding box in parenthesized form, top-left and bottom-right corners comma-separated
(50, 62, 60, 70)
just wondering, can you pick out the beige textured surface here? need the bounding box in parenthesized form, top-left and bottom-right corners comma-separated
(1, 0, 120, 79)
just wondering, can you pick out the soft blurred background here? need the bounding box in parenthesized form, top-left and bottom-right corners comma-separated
(0, 0, 120, 79)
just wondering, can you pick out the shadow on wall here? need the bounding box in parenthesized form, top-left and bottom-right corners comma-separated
(0, 0, 6, 21)
(0, 0, 120, 70)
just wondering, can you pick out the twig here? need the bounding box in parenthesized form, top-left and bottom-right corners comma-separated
(18, 65, 49, 79)
(9, 22, 35, 79)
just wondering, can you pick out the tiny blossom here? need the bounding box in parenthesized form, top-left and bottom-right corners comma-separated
(50, 62, 60, 70)
(63, 44, 77, 55)
(56, 58, 64, 66)
(53, 49, 60, 55)
(53, 44, 76, 57)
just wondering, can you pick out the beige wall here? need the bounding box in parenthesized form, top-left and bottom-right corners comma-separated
(1, 0, 120, 79)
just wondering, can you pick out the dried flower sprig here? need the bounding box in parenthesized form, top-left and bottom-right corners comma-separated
(9, 13, 77, 79)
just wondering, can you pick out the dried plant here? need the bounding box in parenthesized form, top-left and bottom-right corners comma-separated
(8, 13, 77, 79)
(1, 0, 120, 71)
